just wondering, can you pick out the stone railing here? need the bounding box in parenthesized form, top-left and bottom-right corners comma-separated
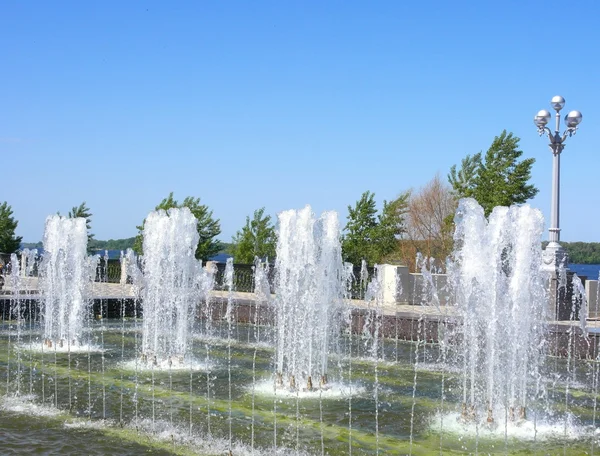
(2, 251, 597, 322)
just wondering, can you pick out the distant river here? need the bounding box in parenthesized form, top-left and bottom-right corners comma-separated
(569, 263, 600, 279)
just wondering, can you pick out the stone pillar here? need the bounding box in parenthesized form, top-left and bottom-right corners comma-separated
(586, 280, 598, 319)
(542, 243, 570, 320)
(547, 277, 560, 321)
(378, 264, 400, 306)
(120, 257, 128, 285)
(549, 272, 584, 321)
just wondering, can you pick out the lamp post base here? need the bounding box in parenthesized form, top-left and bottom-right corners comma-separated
(542, 241, 569, 274)
(542, 241, 569, 321)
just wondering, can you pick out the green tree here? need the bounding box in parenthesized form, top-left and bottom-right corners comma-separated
(68, 201, 94, 251)
(545, 241, 600, 264)
(230, 207, 277, 263)
(448, 130, 538, 216)
(0, 202, 22, 254)
(133, 192, 221, 261)
(88, 237, 137, 252)
(374, 192, 410, 262)
(342, 191, 378, 265)
(342, 191, 408, 266)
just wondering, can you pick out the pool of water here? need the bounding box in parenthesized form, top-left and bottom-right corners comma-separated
(0, 319, 599, 455)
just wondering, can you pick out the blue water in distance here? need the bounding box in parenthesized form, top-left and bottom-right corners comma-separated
(569, 263, 600, 280)
(209, 252, 232, 263)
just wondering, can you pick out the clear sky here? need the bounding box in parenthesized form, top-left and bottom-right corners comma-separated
(2, 1, 599, 243)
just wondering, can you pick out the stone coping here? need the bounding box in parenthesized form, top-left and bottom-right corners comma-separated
(2, 282, 599, 331)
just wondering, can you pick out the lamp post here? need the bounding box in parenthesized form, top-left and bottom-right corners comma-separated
(534, 96, 582, 273)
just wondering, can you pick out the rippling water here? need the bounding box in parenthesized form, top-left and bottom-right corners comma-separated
(0, 412, 178, 455)
(0, 320, 599, 455)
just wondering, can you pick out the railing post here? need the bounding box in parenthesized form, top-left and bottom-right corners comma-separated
(379, 264, 400, 306)
(120, 257, 128, 285)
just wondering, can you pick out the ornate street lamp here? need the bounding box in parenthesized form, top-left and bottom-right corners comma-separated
(534, 96, 582, 272)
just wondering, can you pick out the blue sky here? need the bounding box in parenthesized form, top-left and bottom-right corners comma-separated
(2, 1, 599, 243)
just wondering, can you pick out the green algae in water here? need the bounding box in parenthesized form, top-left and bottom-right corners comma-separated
(1, 324, 599, 455)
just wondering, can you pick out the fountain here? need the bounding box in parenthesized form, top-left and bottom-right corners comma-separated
(136, 207, 214, 369)
(251, 257, 271, 346)
(443, 198, 551, 434)
(0, 199, 599, 454)
(38, 215, 98, 350)
(273, 206, 349, 393)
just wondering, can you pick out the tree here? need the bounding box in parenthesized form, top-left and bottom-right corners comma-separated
(230, 207, 277, 263)
(544, 241, 600, 264)
(448, 130, 538, 216)
(342, 191, 408, 266)
(374, 192, 410, 262)
(0, 202, 22, 254)
(133, 192, 221, 261)
(88, 237, 137, 251)
(342, 191, 378, 266)
(68, 201, 94, 251)
(400, 175, 456, 271)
